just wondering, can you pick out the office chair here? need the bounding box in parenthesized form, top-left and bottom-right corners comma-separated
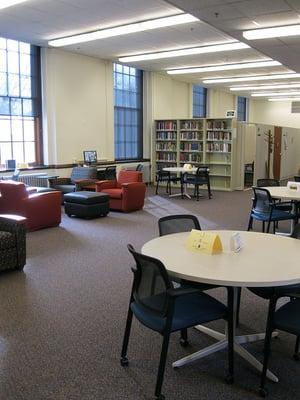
(121, 244, 234, 400)
(247, 187, 297, 233)
(181, 166, 212, 200)
(248, 223, 300, 396)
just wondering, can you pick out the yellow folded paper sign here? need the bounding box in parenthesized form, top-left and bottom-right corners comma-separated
(186, 229, 223, 255)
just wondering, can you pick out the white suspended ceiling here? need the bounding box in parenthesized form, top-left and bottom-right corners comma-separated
(0, 0, 300, 96)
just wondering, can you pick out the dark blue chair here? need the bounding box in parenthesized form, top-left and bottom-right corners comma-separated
(181, 166, 212, 200)
(248, 223, 300, 397)
(121, 244, 234, 400)
(247, 187, 297, 233)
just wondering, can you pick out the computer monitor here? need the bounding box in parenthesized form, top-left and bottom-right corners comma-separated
(83, 150, 97, 165)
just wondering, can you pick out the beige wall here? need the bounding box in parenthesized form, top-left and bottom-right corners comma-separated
(249, 98, 300, 129)
(42, 48, 114, 165)
(151, 72, 191, 119)
(207, 89, 237, 118)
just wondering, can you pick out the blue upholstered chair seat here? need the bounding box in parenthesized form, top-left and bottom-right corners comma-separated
(131, 291, 227, 333)
(252, 209, 295, 221)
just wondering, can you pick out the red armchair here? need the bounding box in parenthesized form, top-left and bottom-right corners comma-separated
(0, 181, 61, 231)
(96, 170, 146, 212)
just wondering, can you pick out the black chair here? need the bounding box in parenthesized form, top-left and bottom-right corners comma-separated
(247, 187, 297, 233)
(181, 166, 212, 200)
(121, 244, 234, 400)
(254, 292, 300, 397)
(294, 176, 300, 182)
(155, 168, 181, 195)
(248, 223, 300, 396)
(257, 178, 280, 187)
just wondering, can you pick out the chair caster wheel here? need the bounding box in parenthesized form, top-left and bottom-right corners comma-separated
(179, 338, 189, 347)
(293, 353, 299, 361)
(225, 374, 234, 385)
(259, 387, 268, 397)
(120, 357, 129, 367)
(155, 394, 165, 400)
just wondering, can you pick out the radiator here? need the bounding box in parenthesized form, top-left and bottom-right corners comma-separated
(18, 173, 49, 187)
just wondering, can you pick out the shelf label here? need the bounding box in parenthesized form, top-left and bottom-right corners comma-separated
(186, 229, 223, 255)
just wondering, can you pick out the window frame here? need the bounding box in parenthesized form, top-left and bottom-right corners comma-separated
(192, 85, 207, 118)
(0, 39, 43, 168)
(113, 63, 143, 161)
(237, 96, 248, 122)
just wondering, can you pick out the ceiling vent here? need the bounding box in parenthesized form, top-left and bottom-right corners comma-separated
(291, 101, 300, 113)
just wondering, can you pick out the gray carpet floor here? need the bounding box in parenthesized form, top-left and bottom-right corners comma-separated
(0, 186, 299, 400)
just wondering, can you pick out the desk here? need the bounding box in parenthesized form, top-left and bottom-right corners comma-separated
(142, 230, 300, 381)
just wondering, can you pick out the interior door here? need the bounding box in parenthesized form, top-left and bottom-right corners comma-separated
(273, 127, 282, 181)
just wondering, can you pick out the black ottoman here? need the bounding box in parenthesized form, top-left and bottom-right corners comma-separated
(64, 191, 109, 218)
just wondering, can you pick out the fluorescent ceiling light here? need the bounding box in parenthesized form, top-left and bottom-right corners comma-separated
(203, 73, 300, 84)
(243, 24, 300, 40)
(252, 91, 300, 97)
(48, 13, 198, 47)
(0, 0, 27, 9)
(230, 83, 300, 91)
(268, 97, 300, 101)
(0, 0, 28, 9)
(119, 42, 249, 63)
(167, 60, 281, 75)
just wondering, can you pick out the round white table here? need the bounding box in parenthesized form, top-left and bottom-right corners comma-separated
(142, 230, 300, 381)
(163, 166, 209, 199)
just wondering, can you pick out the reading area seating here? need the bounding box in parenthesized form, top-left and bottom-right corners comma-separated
(0, 181, 61, 231)
(0, 215, 26, 272)
(96, 170, 146, 212)
(49, 166, 98, 199)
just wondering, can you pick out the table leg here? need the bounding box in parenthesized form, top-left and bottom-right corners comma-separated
(172, 287, 278, 382)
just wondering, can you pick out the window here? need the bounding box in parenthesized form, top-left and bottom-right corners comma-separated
(0, 38, 42, 169)
(193, 85, 207, 118)
(237, 96, 247, 121)
(114, 63, 143, 160)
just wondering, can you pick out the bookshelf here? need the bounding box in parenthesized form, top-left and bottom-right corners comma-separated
(153, 118, 238, 191)
(179, 119, 204, 165)
(155, 120, 178, 168)
(205, 118, 235, 190)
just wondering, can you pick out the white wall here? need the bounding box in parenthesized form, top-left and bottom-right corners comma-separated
(42, 48, 114, 165)
(281, 127, 300, 180)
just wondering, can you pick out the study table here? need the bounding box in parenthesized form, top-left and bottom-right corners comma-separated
(163, 166, 209, 199)
(142, 230, 300, 382)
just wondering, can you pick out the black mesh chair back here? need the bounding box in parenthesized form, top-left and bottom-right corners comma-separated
(252, 187, 273, 213)
(294, 176, 300, 182)
(158, 214, 200, 236)
(127, 244, 172, 317)
(257, 178, 279, 187)
(105, 166, 116, 180)
(291, 223, 300, 239)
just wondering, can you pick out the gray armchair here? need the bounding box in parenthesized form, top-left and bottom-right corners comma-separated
(49, 167, 98, 199)
(0, 216, 26, 271)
